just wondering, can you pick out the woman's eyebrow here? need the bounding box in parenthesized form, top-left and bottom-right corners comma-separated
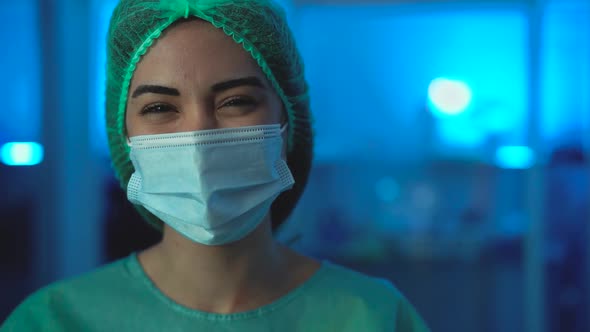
(211, 76, 265, 93)
(132, 85, 181, 98)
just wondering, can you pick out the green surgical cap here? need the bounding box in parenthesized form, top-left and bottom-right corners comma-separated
(105, 0, 313, 231)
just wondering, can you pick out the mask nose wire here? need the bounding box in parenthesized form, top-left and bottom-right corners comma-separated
(126, 123, 287, 147)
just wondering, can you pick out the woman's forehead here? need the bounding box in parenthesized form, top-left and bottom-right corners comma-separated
(131, 19, 265, 88)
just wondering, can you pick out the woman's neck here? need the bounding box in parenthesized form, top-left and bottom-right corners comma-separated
(137, 218, 318, 313)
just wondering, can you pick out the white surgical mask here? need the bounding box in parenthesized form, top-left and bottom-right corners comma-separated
(127, 124, 294, 245)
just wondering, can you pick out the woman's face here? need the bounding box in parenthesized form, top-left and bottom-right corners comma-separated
(126, 19, 284, 137)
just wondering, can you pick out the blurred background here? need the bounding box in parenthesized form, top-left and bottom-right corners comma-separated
(1, 0, 589, 330)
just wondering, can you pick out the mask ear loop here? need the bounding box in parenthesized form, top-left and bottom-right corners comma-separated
(280, 122, 288, 134)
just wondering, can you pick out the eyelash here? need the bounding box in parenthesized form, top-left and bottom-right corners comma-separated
(220, 96, 258, 108)
(139, 103, 176, 115)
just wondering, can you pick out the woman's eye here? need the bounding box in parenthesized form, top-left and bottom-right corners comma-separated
(140, 103, 177, 115)
(220, 97, 258, 109)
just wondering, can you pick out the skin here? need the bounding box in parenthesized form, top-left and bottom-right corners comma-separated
(125, 19, 320, 314)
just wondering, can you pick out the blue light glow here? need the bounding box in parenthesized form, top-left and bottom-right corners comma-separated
(428, 78, 472, 116)
(298, 8, 527, 160)
(1, 142, 44, 166)
(495, 145, 535, 169)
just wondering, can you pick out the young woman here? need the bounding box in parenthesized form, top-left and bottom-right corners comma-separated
(1, 1, 429, 330)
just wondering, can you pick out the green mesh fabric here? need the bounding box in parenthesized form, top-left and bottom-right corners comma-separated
(106, 0, 313, 231)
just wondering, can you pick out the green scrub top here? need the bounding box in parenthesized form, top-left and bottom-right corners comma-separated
(1, 253, 429, 331)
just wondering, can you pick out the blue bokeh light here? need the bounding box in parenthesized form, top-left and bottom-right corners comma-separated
(428, 78, 472, 116)
(1, 142, 44, 166)
(495, 145, 536, 169)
